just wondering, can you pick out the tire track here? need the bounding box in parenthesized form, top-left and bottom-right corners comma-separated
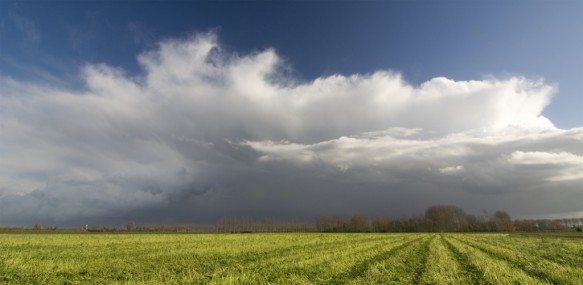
(464, 235, 583, 268)
(210, 234, 414, 284)
(445, 236, 546, 284)
(411, 235, 434, 285)
(454, 236, 582, 284)
(442, 236, 488, 285)
(321, 235, 425, 285)
(260, 236, 409, 283)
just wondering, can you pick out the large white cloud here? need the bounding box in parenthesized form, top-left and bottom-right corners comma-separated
(0, 32, 581, 225)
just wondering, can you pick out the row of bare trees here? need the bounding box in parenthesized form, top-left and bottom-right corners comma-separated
(113, 217, 315, 233)
(316, 207, 512, 232)
(85, 223, 217, 233)
(316, 206, 582, 233)
(514, 218, 583, 232)
(67, 205, 583, 233)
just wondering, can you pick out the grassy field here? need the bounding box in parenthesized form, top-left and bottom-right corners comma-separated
(1, 233, 582, 284)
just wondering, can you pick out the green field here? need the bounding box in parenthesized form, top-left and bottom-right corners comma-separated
(1, 233, 582, 284)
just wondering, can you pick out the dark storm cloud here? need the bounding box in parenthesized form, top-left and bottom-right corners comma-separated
(0, 33, 581, 226)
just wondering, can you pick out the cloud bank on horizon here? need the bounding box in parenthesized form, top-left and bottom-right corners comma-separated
(1, 33, 582, 225)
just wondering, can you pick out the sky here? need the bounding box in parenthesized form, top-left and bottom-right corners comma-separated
(0, 0, 582, 227)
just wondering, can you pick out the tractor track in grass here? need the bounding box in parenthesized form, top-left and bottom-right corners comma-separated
(453, 236, 579, 284)
(4, 234, 397, 284)
(464, 235, 583, 268)
(454, 238, 550, 283)
(2, 233, 582, 284)
(341, 234, 434, 284)
(206, 234, 405, 282)
(416, 234, 474, 285)
(442, 236, 489, 285)
(216, 235, 414, 284)
(445, 236, 547, 284)
(411, 235, 434, 285)
(323, 235, 428, 285)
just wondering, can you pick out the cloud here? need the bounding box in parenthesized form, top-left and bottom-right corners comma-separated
(439, 165, 465, 175)
(508, 151, 583, 166)
(0, 32, 581, 226)
(508, 151, 583, 181)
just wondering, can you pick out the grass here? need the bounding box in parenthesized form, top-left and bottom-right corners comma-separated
(418, 235, 473, 284)
(0, 233, 582, 284)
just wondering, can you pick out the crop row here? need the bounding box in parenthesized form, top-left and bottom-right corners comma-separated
(1, 233, 582, 284)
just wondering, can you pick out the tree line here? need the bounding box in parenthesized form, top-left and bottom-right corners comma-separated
(23, 205, 583, 233)
(129, 206, 583, 233)
(317, 206, 514, 232)
(317, 206, 583, 233)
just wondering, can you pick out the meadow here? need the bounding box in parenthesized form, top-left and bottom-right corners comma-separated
(1, 233, 582, 284)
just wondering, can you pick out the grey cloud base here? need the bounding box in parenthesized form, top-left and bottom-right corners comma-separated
(0, 33, 581, 226)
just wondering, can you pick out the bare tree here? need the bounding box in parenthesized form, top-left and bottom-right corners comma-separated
(126, 221, 136, 231)
(350, 214, 370, 232)
(424, 206, 467, 232)
(492, 211, 513, 232)
(371, 216, 391, 232)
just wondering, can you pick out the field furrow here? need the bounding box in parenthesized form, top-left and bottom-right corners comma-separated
(417, 235, 474, 285)
(410, 235, 433, 285)
(444, 236, 548, 285)
(1, 234, 388, 283)
(211, 234, 420, 284)
(454, 235, 583, 284)
(346, 234, 431, 284)
(196, 234, 394, 280)
(1, 233, 582, 284)
(463, 234, 583, 268)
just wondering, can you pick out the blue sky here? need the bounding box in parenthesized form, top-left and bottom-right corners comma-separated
(1, 1, 582, 226)
(2, 1, 581, 127)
